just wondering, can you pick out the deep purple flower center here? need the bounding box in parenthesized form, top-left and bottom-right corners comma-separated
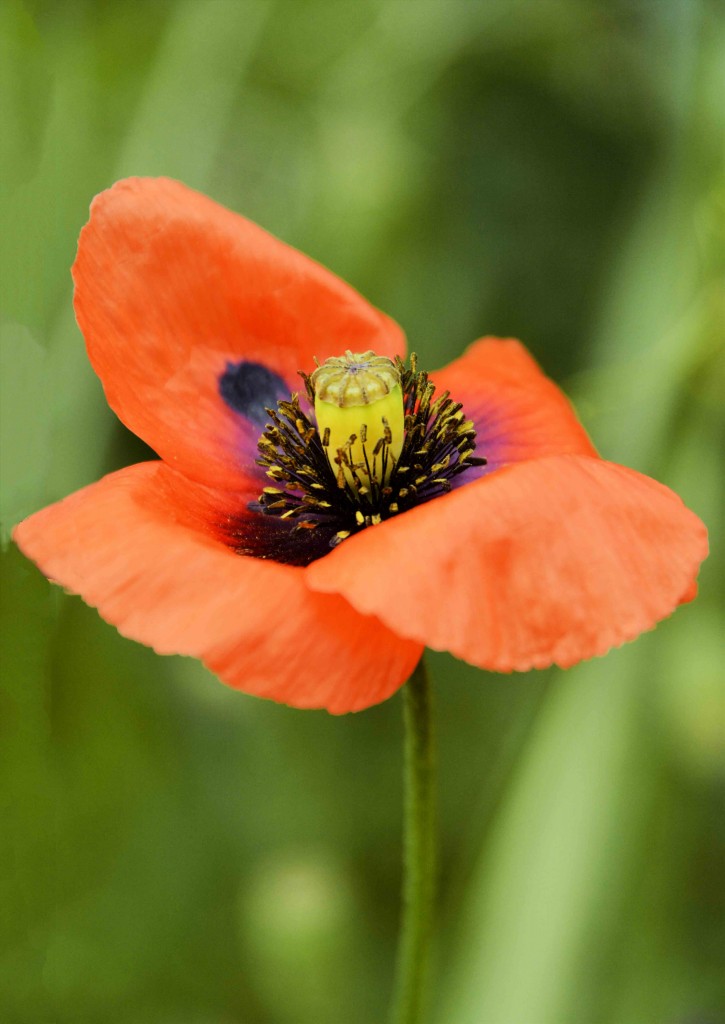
(223, 356, 487, 565)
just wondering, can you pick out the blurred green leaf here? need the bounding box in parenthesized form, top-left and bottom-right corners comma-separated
(439, 647, 654, 1024)
(0, 325, 53, 539)
(0, 0, 52, 191)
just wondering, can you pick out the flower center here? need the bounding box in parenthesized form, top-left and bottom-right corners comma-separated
(248, 352, 486, 559)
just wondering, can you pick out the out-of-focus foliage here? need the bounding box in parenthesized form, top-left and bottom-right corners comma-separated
(1, 1, 722, 1022)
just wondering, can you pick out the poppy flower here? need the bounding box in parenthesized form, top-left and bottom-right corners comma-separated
(14, 178, 707, 713)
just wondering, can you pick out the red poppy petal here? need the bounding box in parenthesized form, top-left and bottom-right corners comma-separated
(13, 463, 421, 712)
(306, 456, 708, 672)
(432, 338, 597, 480)
(73, 178, 406, 491)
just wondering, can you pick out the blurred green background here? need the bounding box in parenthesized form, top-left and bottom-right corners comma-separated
(1, 1, 723, 1022)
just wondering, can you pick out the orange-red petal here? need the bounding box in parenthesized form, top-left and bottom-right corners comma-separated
(13, 463, 421, 712)
(432, 338, 597, 480)
(306, 455, 708, 672)
(73, 178, 406, 491)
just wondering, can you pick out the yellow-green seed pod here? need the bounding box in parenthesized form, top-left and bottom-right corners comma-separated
(311, 350, 404, 490)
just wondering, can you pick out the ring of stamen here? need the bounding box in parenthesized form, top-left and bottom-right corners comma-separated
(250, 354, 487, 554)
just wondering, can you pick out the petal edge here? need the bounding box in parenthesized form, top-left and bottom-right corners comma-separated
(14, 463, 421, 712)
(305, 455, 708, 673)
(73, 177, 406, 491)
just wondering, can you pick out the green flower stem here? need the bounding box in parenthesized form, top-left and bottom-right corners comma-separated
(390, 656, 437, 1024)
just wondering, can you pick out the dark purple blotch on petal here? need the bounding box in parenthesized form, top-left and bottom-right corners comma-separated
(219, 361, 288, 427)
(216, 507, 337, 567)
